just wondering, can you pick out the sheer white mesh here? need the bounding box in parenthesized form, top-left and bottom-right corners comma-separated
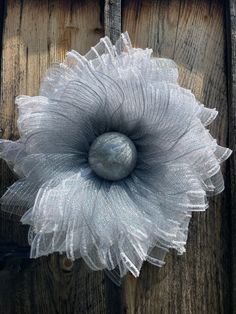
(0, 32, 232, 280)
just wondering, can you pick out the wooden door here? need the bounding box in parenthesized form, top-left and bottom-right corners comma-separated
(0, 1, 235, 313)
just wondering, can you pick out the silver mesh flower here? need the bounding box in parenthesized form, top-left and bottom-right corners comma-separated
(0, 33, 232, 280)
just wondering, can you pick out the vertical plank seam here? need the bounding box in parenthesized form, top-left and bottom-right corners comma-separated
(104, 0, 121, 44)
(0, 0, 6, 138)
(225, 0, 236, 313)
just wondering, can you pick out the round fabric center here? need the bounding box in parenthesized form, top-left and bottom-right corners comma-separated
(88, 132, 137, 181)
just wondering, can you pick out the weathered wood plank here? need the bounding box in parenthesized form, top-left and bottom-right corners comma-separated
(226, 1, 236, 313)
(122, 1, 231, 313)
(0, 1, 232, 313)
(0, 1, 110, 313)
(104, 0, 121, 44)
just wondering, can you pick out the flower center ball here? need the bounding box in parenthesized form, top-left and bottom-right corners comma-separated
(88, 132, 137, 181)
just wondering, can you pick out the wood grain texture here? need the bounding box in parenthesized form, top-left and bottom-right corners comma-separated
(104, 0, 121, 44)
(0, 1, 116, 314)
(0, 1, 232, 314)
(122, 1, 231, 313)
(226, 1, 236, 313)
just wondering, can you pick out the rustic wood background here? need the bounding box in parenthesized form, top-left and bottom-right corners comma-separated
(0, 0, 234, 313)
